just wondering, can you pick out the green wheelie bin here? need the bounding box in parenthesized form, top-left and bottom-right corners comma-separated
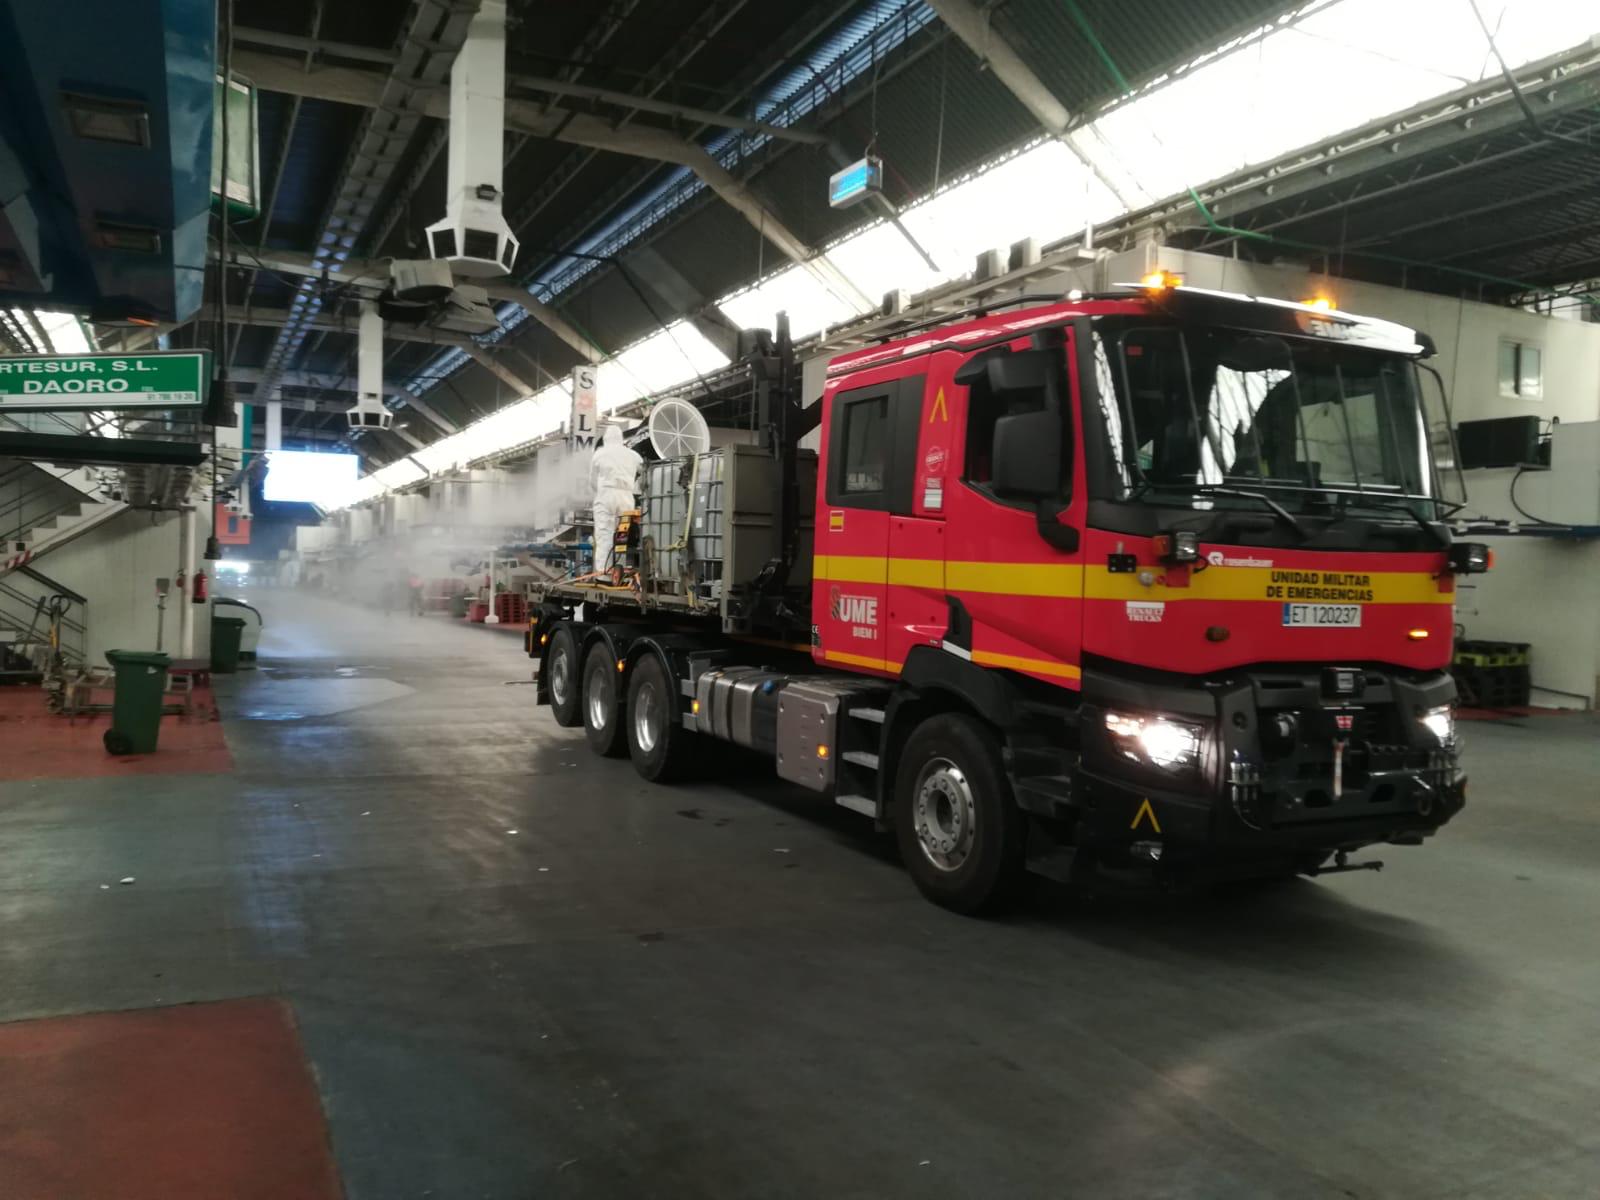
(103, 650, 172, 755)
(211, 615, 246, 674)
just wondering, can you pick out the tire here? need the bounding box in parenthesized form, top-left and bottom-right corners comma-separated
(893, 712, 1025, 915)
(582, 643, 627, 757)
(626, 653, 698, 783)
(545, 626, 582, 727)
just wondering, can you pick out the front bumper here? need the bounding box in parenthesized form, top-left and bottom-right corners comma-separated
(1073, 762, 1466, 871)
(1069, 664, 1467, 873)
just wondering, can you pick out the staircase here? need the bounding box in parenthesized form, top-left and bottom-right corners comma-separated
(2, 499, 128, 582)
(32, 462, 108, 500)
(0, 569, 88, 676)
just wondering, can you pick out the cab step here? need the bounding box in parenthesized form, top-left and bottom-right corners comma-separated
(835, 793, 876, 816)
(841, 750, 879, 770)
(850, 706, 886, 724)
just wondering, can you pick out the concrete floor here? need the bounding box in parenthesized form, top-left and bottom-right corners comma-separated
(3, 588, 1598, 1199)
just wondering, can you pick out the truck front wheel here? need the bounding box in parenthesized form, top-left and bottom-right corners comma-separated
(582, 643, 627, 757)
(893, 713, 1025, 915)
(545, 626, 582, 727)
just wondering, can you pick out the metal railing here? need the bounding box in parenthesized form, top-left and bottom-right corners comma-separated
(0, 573, 88, 671)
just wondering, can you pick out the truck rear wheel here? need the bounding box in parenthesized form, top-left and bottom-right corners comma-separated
(626, 654, 697, 782)
(893, 713, 1025, 915)
(546, 626, 582, 727)
(582, 643, 627, 757)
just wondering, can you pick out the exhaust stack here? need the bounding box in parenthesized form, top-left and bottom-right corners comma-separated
(425, 0, 519, 278)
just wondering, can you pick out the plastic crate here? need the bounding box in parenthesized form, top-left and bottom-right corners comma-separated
(1452, 640, 1532, 708)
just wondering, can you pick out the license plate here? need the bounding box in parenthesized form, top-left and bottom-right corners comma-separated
(1282, 603, 1362, 628)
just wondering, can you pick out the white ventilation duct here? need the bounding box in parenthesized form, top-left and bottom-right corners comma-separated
(347, 302, 392, 431)
(425, 0, 519, 278)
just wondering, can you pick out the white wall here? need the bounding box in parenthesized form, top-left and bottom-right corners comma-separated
(38, 509, 211, 666)
(1148, 248, 1600, 428)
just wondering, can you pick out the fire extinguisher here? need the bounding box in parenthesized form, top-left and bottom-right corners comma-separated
(192, 569, 208, 603)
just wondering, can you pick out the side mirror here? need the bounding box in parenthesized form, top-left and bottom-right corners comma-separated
(992, 410, 1060, 498)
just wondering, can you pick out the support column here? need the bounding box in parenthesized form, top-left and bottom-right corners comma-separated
(177, 507, 196, 659)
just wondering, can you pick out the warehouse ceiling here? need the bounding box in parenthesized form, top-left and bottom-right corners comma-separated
(8, 0, 1596, 472)
(149, 0, 1309, 462)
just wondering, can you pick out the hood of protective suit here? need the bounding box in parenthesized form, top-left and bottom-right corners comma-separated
(601, 424, 622, 448)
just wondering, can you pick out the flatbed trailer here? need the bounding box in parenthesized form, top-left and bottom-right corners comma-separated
(525, 287, 1481, 913)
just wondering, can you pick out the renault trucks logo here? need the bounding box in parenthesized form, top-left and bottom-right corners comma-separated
(830, 586, 879, 640)
(1206, 551, 1274, 568)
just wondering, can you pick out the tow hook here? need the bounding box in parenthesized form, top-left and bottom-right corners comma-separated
(1307, 850, 1384, 876)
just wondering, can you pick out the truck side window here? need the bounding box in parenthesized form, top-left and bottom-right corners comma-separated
(962, 353, 1047, 486)
(840, 396, 888, 493)
(826, 375, 925, 512)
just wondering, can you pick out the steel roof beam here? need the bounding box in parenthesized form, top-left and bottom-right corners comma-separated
(233, 28, 833, 148)
(234, 48, 872, 310)
(222, 304, 503, 352)
(925, 0, 1136, 210)
(506, 74, 834, 147)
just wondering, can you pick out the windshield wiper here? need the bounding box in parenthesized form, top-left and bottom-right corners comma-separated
(1193, 484, 1306, 541)
(1330, 492, 1449, 547)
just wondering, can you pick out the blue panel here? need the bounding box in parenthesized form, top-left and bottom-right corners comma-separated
(0, 0, 215, 321)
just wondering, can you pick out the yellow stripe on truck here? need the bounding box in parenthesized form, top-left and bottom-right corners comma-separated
(971, 650, 1082, 680)
(814, 556, 1450, 605)
(1083, 565, 1452, 605)
(947, 561, 1083, 596)
(822, 648, 902, 673)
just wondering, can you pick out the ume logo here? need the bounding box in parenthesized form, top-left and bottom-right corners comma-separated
(829, 586, 878, 626)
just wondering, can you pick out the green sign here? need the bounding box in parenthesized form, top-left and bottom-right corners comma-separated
(0, 351, 210, 411)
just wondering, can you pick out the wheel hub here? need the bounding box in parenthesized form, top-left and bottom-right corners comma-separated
(633, 680, 659, 753)
(549, 647, 570, 704)
(587, 671, 609, 730)
(913, 758, 977, 873)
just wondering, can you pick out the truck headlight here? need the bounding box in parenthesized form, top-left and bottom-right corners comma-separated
(1418, 705, 1455, 744)
(1104, 710, 1204, 772)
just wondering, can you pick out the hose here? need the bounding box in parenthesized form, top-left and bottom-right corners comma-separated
(1508, 466, 1568, 528)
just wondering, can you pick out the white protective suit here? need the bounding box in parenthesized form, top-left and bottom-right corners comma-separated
(590, 424, 643, 572)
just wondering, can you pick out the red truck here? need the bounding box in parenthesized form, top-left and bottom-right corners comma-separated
(527, 280, 1485, 912)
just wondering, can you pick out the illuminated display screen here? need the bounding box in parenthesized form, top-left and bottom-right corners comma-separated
(263, 450, 359, 505)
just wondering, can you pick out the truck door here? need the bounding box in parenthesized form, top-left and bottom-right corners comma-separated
(938, 328, 1086, 688)
(814, 369, 926, 675)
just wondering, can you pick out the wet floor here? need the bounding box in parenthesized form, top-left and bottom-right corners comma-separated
(2, 587, 1598, 1198)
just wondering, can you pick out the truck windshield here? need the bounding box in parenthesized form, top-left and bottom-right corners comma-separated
(1095, 322, 1438, 515)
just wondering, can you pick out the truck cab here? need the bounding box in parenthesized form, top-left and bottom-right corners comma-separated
(809, 281, 1475, 896)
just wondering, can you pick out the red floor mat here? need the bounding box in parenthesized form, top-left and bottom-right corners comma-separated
(0, 686, 232, 781)
(0, 997, 342, 1200)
